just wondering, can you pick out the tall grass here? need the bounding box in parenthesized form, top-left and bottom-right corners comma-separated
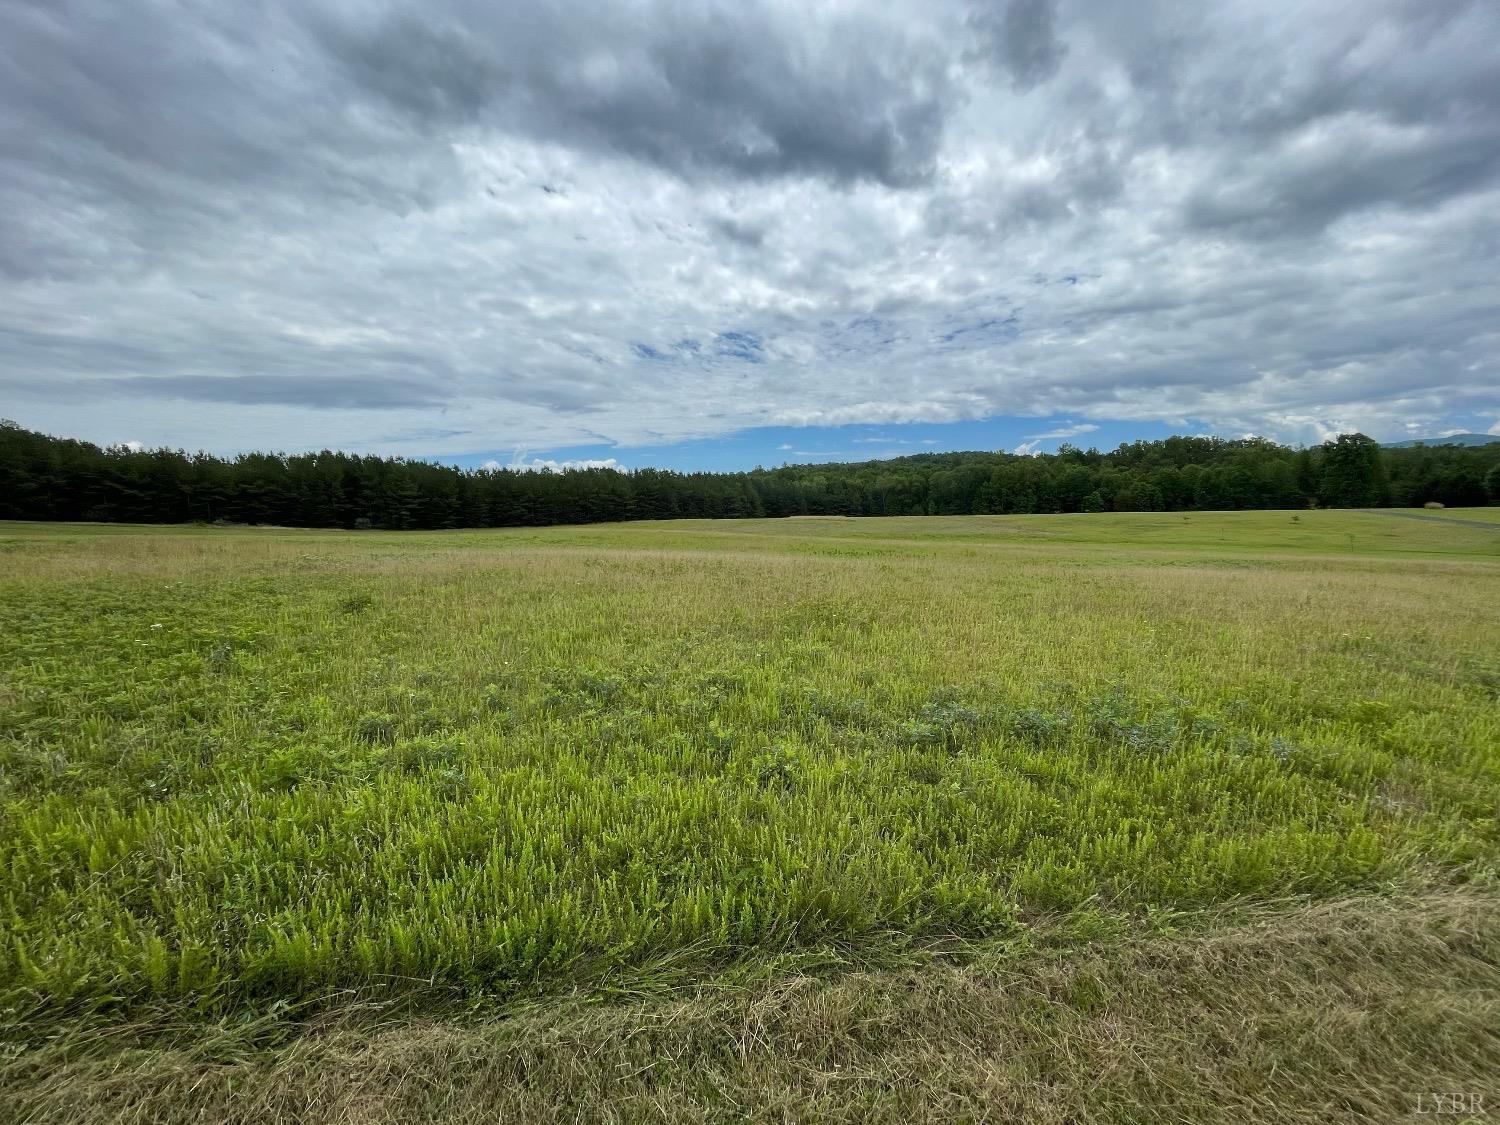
(0, 511, 1495, 1023)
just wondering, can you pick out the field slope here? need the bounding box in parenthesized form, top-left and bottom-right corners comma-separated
(1, 511, 1497, 1122)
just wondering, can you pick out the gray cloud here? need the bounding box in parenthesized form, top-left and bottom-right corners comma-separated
(1185, 117, 1500, 236)
(315, 2, 955, 186)
(97, 375, 450, 410)
(969, 0, 1068, 91)
(710, 216, 770, 249)
(1, 0, 1497, 455)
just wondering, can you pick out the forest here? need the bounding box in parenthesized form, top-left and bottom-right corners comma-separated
(2, 419, 1496, 530)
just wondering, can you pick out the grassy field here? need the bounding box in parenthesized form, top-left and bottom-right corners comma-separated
(1, 510, 1497, 1122)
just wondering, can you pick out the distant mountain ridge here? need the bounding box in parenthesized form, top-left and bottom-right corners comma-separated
(1383, 433, 1499, 449)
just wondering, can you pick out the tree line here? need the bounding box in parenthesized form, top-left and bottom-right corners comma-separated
(2, 420, 1496, 530)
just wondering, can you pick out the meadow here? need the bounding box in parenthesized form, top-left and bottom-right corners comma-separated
(1, 510, 1497, 1122)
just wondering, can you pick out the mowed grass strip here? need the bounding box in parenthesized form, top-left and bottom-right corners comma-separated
(3, 886, 1496, 1124)
(0, 511, 1495, 1027)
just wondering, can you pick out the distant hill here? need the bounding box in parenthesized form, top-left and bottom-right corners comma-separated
(1383, 433, 1499, 449)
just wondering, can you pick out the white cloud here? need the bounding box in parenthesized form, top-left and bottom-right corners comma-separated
(1025, 423, 1099, 441)
(520, 458, 625, 473)
(480, 454, 624, 472)
(1011, 421, 1099, 456)
(771, 399, 991, 429)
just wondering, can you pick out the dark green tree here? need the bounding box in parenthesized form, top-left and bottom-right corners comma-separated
(1317, 433, 1390, 508)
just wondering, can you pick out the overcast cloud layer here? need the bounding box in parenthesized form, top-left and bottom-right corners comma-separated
(2, 0, 1498, 458)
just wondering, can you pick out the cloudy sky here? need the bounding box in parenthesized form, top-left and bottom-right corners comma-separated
(3, 0, 1498, 470)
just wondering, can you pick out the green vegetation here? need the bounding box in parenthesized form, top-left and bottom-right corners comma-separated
(4, 419, 1498, 529)
(1, 511, 1497, 1120)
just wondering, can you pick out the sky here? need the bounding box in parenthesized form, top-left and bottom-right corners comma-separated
(2, 0, 1499, 473)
